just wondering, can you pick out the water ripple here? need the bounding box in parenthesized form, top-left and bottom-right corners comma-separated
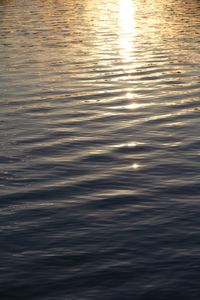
(1, 0, 200, 298)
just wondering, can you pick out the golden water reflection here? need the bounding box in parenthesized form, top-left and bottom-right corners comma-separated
(118, 0, 136, 65)
(1, 0, 200, 199)
(132, 163, 140, 170)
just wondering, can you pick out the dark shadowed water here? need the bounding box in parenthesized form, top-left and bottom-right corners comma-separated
(1, 0, 200, 299)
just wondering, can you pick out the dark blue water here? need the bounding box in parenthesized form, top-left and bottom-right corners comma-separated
(1, 0, 200, 299)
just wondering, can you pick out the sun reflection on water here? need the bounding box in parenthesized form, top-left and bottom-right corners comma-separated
(118, 0, 136, 65)
(132, 163, 140, 169)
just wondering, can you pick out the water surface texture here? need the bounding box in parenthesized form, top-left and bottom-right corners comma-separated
(1, 0, 200, 299)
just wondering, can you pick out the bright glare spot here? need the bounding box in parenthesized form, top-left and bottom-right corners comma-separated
(132, 163, 139, 169)
(113, 142, 138, 148)
(127, 92, 134, 99)
(119, 0, 135, 32)
(125, 103, 142, 109)
(128, 142, 137, 147)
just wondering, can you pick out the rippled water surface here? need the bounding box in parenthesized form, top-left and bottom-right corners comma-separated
(1, 0, 200, 299)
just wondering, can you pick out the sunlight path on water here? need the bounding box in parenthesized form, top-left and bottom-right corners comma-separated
(0, 0, 200, 299)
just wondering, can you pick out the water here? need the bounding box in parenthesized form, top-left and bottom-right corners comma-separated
(1, 0, 200, 298)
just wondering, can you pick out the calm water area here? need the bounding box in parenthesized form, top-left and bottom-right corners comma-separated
(1, 0, 200, 299)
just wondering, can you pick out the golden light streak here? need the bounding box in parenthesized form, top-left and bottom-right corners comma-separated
(119, 0, 135, 32)
(118, 0, 136, 65)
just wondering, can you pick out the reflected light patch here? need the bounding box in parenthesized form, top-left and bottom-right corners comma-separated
(108, 102, 149, 111)
(126, 92, 134, 99)
(119, 0, 135, 32)
(132, 163, 139, 169)
(118, 0, 136, 64)
(112, 142, 140, 148)
(128, 142, 137, 147)
(124, 103, 144, 109)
